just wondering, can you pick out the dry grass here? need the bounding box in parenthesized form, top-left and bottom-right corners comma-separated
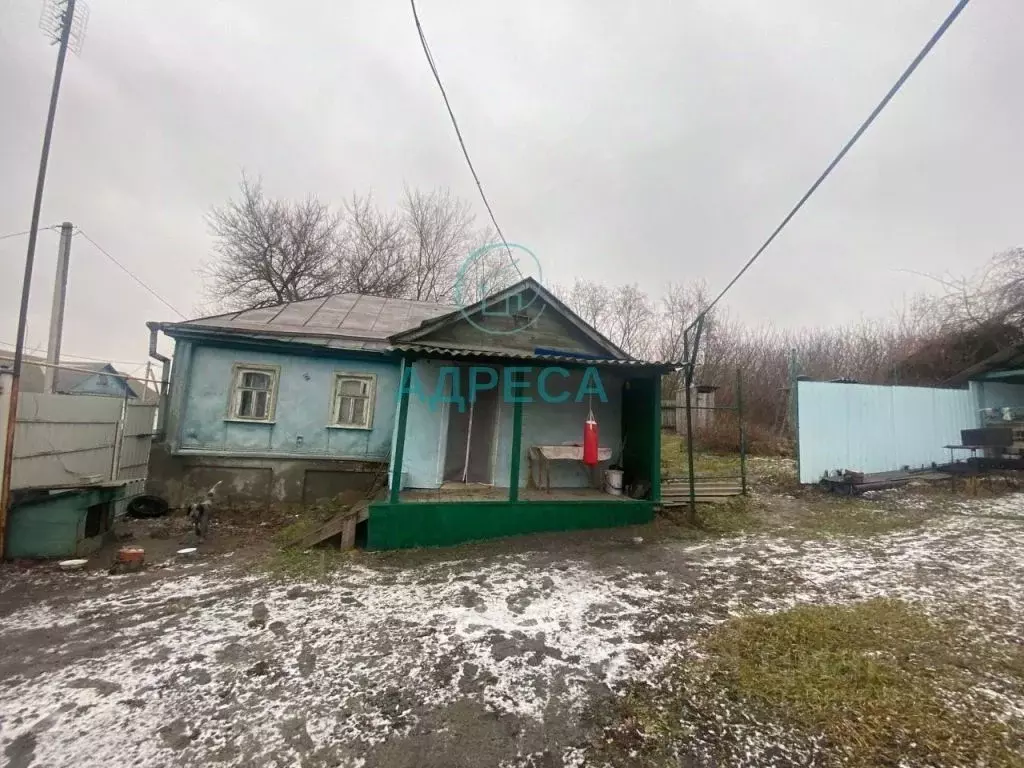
(614, 600, 1024, 767)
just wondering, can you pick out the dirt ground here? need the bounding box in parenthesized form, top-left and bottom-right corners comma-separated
(0, 481, 1022, 767)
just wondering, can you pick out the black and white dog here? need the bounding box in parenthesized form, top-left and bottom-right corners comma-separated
(187, 481, 222, 539)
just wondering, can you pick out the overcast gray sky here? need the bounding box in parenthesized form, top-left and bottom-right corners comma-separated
(1, 0, 1020, 369)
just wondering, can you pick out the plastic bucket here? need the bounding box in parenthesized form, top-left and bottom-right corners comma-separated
(604, 469, 624, 495)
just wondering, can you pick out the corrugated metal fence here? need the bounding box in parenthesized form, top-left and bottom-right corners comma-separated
(797, 381, 978, 484)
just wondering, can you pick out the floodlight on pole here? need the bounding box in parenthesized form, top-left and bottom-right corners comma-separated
(0, 0, 88, 558)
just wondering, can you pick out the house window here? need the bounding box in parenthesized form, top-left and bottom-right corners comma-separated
(231, 366, 278, 421)
(332, 374, 376, 429)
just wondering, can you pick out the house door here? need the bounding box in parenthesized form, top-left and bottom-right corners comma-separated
(443, 374, 499, 483)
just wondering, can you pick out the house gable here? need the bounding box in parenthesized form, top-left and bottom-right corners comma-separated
(391, 279, 627, 359)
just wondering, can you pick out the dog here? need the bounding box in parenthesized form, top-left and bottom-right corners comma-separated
(187, 481, 222, 540)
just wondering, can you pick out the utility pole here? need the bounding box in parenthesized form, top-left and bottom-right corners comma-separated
(0, 0, 87, 558)
(43, 221, 74, 394)
(144, 361, 154, 403)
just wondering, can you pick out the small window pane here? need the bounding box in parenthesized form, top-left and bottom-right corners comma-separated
(253, 390, 268, 418)
(340, 379, 365, 396)
(239, 389, 253, 416)
(242, 371, 270, 390)
(351, 398, 366, 425)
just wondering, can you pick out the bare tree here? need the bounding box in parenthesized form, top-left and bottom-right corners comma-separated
(401, 187, 478, 302)
(204, 175, 343, 309)
(337, 194, 410, 298)
(608, 284, 656, 358)
(561, 278, 613, 331)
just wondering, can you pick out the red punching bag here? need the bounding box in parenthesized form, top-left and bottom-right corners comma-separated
(583, 410, 599, 466)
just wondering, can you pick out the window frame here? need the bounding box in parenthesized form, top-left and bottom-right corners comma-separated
(330, 372, 377, 430)
(228, 364, 280, 423)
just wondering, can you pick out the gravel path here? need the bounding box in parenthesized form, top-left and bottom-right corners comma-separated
(1, 495, 1022, 767)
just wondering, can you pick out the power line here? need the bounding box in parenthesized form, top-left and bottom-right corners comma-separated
(0, 340, 150, 368)
(691, 0, 972, 330)
(0, 225, 59, 241)
(409, 0, 522, 279)
(74, 228, 187, 319)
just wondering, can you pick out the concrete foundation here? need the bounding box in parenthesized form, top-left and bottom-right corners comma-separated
(146, 442, 385, 508)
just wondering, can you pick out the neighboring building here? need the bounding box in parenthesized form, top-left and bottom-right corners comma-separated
(0, 353, 45, 392)
(56, 362, 137, 399)
(0, 353, 155, 400)
(146, 277, 674, 548)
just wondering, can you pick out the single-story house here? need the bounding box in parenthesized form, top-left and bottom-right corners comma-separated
(145, 277, 676, 548)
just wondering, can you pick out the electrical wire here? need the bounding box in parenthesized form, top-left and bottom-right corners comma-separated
(74, 228, 187, 319)
(0, 341, 149, 368)
(689, 0, 972, 332)
(0, 225, 59, 241)
(409, 0, 522, 279)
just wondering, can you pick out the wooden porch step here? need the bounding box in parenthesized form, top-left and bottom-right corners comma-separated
(289, 501, 370, 551)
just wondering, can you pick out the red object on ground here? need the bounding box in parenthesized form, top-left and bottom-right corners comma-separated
(583, 418, 599, 465)
(117, 547, 145, 566)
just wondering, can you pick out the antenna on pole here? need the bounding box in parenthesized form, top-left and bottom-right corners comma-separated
(39, 0, 89, 54)
(1, 0, 89, 559)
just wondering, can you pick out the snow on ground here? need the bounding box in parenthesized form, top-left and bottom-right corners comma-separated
(0, 493, 1022, 767)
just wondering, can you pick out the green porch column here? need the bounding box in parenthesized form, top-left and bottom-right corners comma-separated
(389, 359, 412, 504)
(509, 397, 524, 502)
(651, 374, 661, 502)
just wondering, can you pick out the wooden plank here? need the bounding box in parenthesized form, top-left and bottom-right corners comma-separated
(663, 496, 734, 506)
(291, 501, 369, 550)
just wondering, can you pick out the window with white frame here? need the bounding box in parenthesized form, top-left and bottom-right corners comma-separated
(230, 366, 278, 421)
(332, 373, 375, 429)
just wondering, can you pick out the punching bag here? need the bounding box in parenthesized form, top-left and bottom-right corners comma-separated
(583, 412, 599, 466)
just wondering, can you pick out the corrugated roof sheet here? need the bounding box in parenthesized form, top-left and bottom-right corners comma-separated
(391, 345, 682, 370)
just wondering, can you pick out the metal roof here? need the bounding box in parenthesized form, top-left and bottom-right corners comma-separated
(153, 286, 678, 369)
(945, 343, 1024, 385)
(162, 294, 456, 349)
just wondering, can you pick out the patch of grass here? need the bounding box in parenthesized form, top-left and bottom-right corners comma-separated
(261, 546, 356, 581)
(780, 494, 937, 538)
(692, 497, 758, 535)
(661, 432, 797, 489)
(658, 497, 759, 542)
(615, 600, 1024, 767)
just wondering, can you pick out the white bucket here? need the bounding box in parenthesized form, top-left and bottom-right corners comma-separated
(604, 469, 624, 496)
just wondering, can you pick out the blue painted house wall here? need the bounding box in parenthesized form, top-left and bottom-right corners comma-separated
(393, 360, 449, 488)
(173, 342, 401, 460)
(497, 368, 624, 489)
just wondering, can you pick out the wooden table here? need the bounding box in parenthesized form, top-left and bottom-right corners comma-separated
(528, 444, 612, 492)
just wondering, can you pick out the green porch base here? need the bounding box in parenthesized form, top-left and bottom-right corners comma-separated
(365, 499, 655, 550)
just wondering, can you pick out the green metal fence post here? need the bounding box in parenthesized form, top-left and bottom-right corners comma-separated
(651, 374, 662, 502)
(389, 358, 411, 504)
(737, 368, 747, 495)
(509, 395, 524, 502)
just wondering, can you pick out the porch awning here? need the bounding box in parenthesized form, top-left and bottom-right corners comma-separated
(389, 344, 683, 374)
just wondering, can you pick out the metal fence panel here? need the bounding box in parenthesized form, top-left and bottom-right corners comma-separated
(12, 393, 122, 488)
(797, 381, 979, 484)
